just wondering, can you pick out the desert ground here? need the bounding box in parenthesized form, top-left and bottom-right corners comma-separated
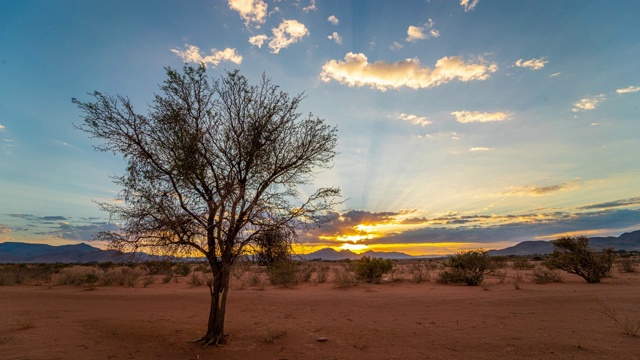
(1, 261, 639, 360)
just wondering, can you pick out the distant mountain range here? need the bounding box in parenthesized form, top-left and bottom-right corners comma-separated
(2, 230, 639, 263)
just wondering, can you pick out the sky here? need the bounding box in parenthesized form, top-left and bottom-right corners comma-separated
(1, 0, 639, 256)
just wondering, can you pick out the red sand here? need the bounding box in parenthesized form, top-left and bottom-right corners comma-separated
(1, 268, 639, 359)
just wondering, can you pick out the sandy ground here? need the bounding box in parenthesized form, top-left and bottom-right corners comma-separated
(1, 267, 639, 360)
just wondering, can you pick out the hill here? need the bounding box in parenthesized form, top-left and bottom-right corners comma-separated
(0, 242, 128, 263)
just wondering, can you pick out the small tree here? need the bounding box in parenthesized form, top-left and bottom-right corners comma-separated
(354, 256, 394, 284)
(74, 65, 340, 346)
(253, 227, 294, 266)
(437, 249, 493, 286)
(545, 236, 614, 283)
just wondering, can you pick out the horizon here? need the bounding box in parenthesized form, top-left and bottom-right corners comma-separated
(1, 1, 639, 255)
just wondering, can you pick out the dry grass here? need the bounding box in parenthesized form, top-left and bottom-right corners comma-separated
(595, 298, 640, 336)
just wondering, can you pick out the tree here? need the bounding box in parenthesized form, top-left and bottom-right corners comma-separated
(437, 249, 493, 286)
(354, 256, 394, 283)
(545, 236, 614, 283)
(73, 65, 340, 346)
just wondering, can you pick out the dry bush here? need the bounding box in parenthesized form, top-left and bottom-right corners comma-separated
(512, 272, 523, 290)
(0, 264, 61, 286)
(100, 267, 140, 287)
(56, 268, 100, 287)
(298, 265, 313, 283)
(189, 271, 204, 287)
(333, 265, 358, 288)
(141, 260, 173, 275)
(437, 250, 494, 286)
(511, 257, 535, 270)
(174, 262, 192, 277)
(495, 269, 507, 284)
(491, 256, 509, 269)
(354, 256, 394, 284)
(410, 262, 430, 283)
(617, 258, 637, 273)
(531, 266, 563, 284)
(596, 298, 640, 336)
(267, 261, 299, 288)
(142, 275, 155, 288)
(314, 265, 330, 283)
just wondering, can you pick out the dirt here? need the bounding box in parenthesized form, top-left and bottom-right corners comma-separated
(1, 267, 639, 360)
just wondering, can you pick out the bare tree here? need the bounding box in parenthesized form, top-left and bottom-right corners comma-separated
(73, 65, 340, 346)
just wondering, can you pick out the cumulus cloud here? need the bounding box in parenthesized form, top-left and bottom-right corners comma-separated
(328, 31, 343, 45)
(302, 0, 316, 12)
(327, 15, 339, 25)
(171, 45, 242, 67)
(320, 53, 498, 91)
(248, 34, 269, 48)
(228, 0, 267, 27)
(470, 147, 493, 152)
(451, 111, 511, 123)
(460, 0, 479, 12)
(396, 113, 432, 126)
(616, 85, 640, 94)
(572, 94, 606, 112)
(253, 19, 309, 54)
(406, 19, 439, 42)
(515, 57, 548, 70)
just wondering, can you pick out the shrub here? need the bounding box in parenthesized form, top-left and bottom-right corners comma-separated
(596, 298, 640, 336)
(333, 265, 358, 288)
(266, 260, 299, 288)
(174, 263, 192, 276)
(315, 265, 330, 283)
(142, 260, 173, 275)
(545, 236, 614, 283)
(512, 257, 535, 270)
(437, 250, 493, 286)
(617, 258, 637, 273)
(531, 266, 563, 284)
(354, 256, 394, 284)
(410, 262, 430, 283)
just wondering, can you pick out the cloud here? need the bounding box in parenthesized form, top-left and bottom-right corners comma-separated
(171, 45, 242, 67)
(302, 0, 316, 12)
(56, 222, 121, 241)
(503, 182, 576, 196)
(572, 94, 606, 112)
(616, 86, 640, 94)
(320, 53, 498, 91)
(406, 19, 439, 42)
(550, 72, 561, 77)
(0, 224, 10, 234)
(0, 124, 5, 131)
(515, 57, 548, 70)
(578, 196, 640, 210)
(396, 113, 432, 126)
(470, 147, 493, 152)
(389, 41, 404, 51)
(451, 110, 511, 123)
(460, 0, 479, 12)
(328, 31, 343, 45)
(252, 19, 309, 54)
(228, 0, 267, 27)
(248, 34, 269, 48)
(327, 15, 339, 25)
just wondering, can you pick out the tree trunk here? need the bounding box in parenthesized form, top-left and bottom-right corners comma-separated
(194, 261, 231, 346)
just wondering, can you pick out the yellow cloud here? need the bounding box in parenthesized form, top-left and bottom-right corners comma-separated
(327, 15, 339, 25)
(228, 0, 267, 27)
(451, 110, 511, 123)
(320, 53, 497, 91)
(171, 45, 242, 67)
(397, 113, 432, 126)
(515, 57, 548, 70)
(616, 86, 640, 94)
(572, 94, 606, 112)
(328, 31, 342, 45)
(268, 19, 309, 54)
(460, 0, 479, 12)
(248, 34, 268, 48)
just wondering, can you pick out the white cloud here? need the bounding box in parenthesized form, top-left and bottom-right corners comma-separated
(268, 19, 309, 54)
(470, 147, 493, 152)
(397, 113, 432, 126)
(616, 85, 640, 94)
(451, 111, 511, 123)
(0, 124, 5, 131)
(550, 72, 561, 77)
(389, 41, 404, 51)
(572, 94, 606, 112)
(460, 0, 479, 12)
(515, 57, 548, 70)
(228, 0, 267, 27)
(249, 34, 269, 48)
(171, 45, 242, 67)
(328, 15, 339, 25)
(302, 0, 316, 12)
(320, 53, 497, 91)
(406, 19, 439, 42)
(328, 31, 343, 45)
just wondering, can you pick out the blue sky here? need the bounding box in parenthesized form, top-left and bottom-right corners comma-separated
(1, 0, 639, 255)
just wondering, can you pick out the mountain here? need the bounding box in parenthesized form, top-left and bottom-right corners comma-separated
(300, 248, 419, 260)
(0, 242, 127, 263)
(487, 230, 640, 256)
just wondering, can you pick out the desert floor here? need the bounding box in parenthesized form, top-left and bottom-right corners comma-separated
(1, 266, 639, 360)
